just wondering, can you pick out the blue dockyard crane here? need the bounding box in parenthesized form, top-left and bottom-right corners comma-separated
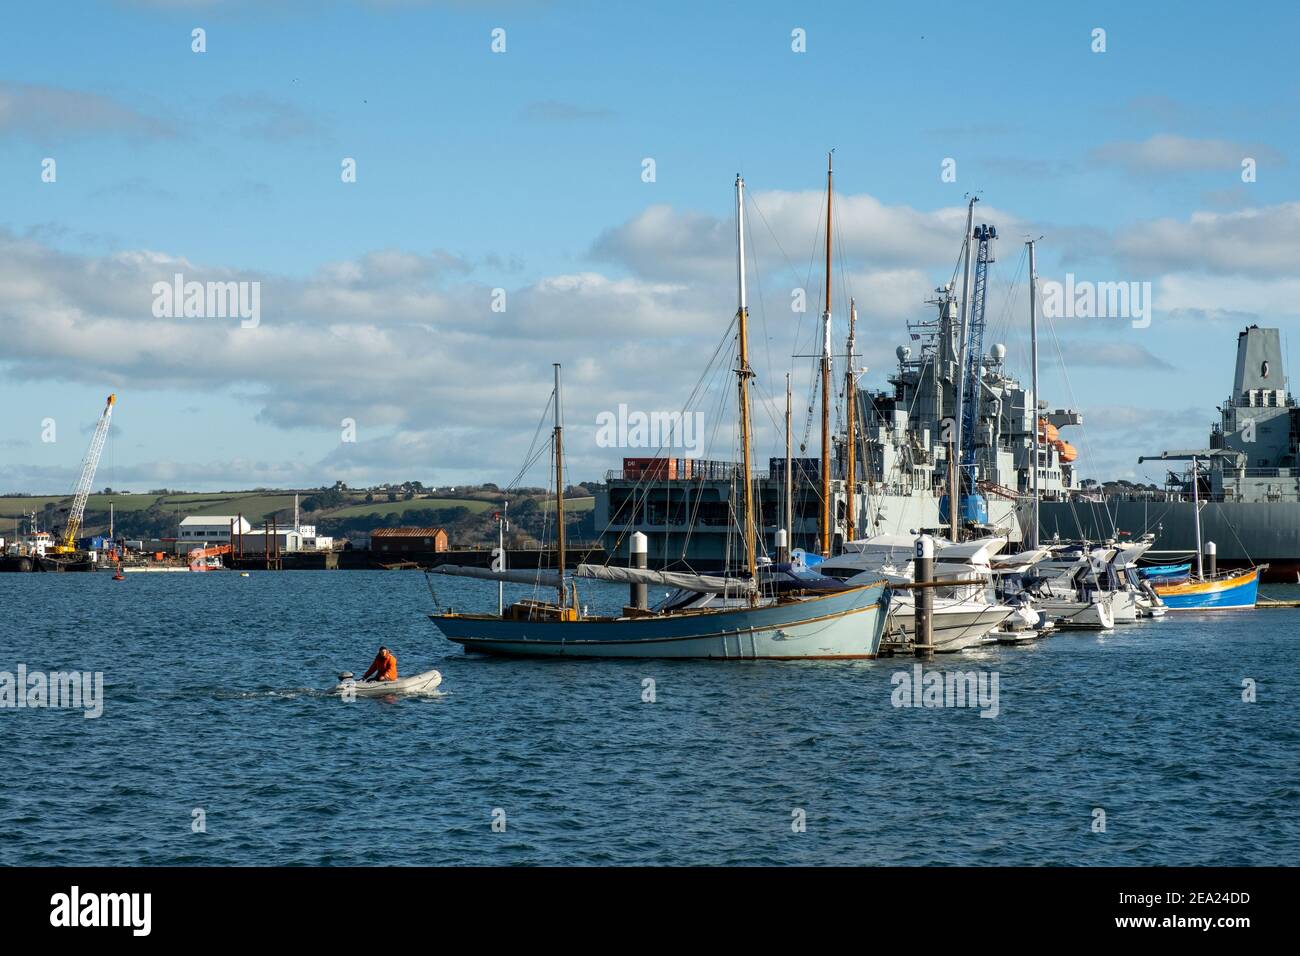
(960, 224, 997, 497)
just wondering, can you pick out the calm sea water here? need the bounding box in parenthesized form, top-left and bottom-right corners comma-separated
(1, 570, 1297, 866)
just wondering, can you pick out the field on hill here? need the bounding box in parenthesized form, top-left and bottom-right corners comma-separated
(0, 491, 302, 525)
(0, 496, 67, 518)
(329, 497, 495, 519)
(191, 494, 302, 522)
(541, 496, 595, 512)
(0, 493, 165, 518)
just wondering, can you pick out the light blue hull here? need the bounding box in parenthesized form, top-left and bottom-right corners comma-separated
(431, 583, 889, 659)
(1138, 563, 1191, 581)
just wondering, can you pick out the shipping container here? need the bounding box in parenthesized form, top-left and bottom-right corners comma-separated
(768, 457, 823, 482)
(623, 457, 680, 480)
(624, 458, 698, 480)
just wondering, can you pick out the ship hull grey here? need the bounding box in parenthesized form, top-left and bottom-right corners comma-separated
(1034, 499, 1298, 582)
(597, 485, 1022, 572)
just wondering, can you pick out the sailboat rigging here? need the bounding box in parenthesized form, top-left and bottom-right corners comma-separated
(427, 174, 891, 659)
(820, 152, 834, 557)
(845, 297, 858, 542)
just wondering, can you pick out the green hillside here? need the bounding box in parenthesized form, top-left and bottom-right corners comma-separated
(541, 496, 595, 513)
(0, 486, 593, 546)
(192, 494, 301, 523)
(330, 497, 495, 518)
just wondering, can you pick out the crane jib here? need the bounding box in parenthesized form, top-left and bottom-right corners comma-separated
(59, 394, 116, 552)
(960, 226, 997, 486)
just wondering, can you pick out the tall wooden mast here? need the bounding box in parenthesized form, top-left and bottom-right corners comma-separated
(820, 152, 833, 557)
(553, 362, 567, 607)
(1027, 238, 1040, 550)
(735, 175, 758, 589)
(845, 297, 857, 542)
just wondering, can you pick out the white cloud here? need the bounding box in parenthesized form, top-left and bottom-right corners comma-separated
(216, 93, 326, 142)
(592, 190, 1023, 285)
(1050, 341, 1173, 371)
(0, 82, 174, 141)
(0, 176, 1118, 493)
(1091, 133, 1284, 175)
(1069, 405, 1209, 483)
(1117, 203, 1300, 277)
(1156, 273, 1300, 321)
(9, 182, 1280, 493)
(0, 227, 764, 488)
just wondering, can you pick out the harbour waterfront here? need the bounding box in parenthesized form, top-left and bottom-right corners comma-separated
(2, 572, 1297, 866)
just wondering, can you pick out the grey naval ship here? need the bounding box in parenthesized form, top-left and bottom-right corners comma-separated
(1036, 325, 1299, 582)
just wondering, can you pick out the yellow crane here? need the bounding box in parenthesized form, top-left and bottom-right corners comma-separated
(55, 394, 117, 554)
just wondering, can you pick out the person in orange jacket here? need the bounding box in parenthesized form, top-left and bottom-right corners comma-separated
(361, 645, 398, 682)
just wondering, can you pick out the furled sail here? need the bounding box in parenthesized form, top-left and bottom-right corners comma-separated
(574, 563, 755, 594)
(431, 565, 562, 588)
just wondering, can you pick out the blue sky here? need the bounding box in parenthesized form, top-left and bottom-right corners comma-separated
(1, 0, 1297, 493)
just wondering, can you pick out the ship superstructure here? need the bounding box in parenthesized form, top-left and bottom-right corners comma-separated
(865, 279, 1081, 532)
(595, 264, 1083, 570)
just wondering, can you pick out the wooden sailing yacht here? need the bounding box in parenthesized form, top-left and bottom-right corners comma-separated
(428, 175, 891, 659)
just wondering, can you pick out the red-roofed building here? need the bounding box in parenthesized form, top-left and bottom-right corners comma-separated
(370, 527, 448, 554)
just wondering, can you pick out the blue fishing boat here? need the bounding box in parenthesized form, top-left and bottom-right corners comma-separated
(1153, 568, 1261, 610)
(1146, 455, 1264, 610)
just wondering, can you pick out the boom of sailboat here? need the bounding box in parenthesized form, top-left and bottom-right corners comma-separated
(434, 563, 756, 595)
